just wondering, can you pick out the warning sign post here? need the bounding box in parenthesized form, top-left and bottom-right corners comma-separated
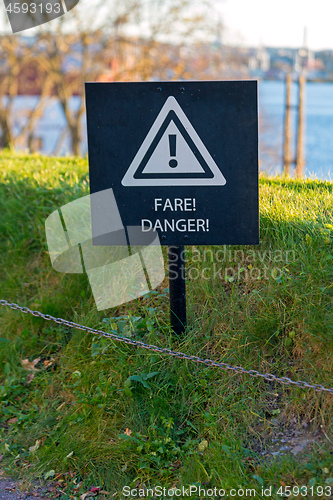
(85, 81, 259, 335)
(168, 245, 187, 335)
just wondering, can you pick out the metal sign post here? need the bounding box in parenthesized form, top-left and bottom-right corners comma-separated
(168, 245, 186, 335)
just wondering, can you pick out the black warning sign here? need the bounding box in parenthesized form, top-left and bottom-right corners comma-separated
(85, 81, 259, 246)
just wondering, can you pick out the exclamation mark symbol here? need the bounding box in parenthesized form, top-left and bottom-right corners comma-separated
(168, 134, 178, 168)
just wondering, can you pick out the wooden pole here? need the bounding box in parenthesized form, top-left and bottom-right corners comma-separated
(283, 74, 292, 175)
(296, 74, 305, 178)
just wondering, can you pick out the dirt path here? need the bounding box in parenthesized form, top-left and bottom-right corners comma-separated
(0, 474, 48, 500)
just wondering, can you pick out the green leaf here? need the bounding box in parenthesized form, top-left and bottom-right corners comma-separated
(284, 337, 293, 347)
(140, 380, 151, 389)
(128, 375, 151, 389)
(124, 385, 132, 397)
(123, 378, 133, 396)
(143, 371, 159, 380)
(128, 374, 144, 383)
(44, 470, 55, 480)
(252, 475, 263, 486)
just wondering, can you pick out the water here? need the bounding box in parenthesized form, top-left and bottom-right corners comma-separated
(259, 80, 333, 180)
(9, 96, 87, 157)
(6, 82, 333, 180)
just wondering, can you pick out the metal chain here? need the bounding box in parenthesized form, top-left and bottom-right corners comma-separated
(1, 299, 333, 395)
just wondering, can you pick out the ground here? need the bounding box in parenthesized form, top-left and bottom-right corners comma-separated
(0, 471, 47, 500)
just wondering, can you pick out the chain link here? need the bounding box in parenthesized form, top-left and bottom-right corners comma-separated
(1, 299, 333, 395)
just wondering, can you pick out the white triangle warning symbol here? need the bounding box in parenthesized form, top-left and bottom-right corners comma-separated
(121, 96, 226, 187)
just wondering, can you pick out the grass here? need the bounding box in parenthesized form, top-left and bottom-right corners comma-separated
(0, 151, 332, 499)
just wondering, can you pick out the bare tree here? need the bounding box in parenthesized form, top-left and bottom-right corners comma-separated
(0, 35, 54, 151)
(0, 36, 21, 148)
(106, 0, 216, 81)
(0, 0, 220, 155)
(38, 0, 143, 155)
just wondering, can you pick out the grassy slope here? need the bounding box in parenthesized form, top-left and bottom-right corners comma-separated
(0, 152, 332, 498)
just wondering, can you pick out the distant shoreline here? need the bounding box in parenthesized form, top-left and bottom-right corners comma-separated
(262, 77, 333, 83)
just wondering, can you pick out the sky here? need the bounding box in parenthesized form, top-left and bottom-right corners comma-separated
(0, 0, 332, 51)
(216, 0, 333, 50)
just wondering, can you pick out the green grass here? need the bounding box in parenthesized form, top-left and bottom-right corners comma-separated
(0, 151, 333, 499)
